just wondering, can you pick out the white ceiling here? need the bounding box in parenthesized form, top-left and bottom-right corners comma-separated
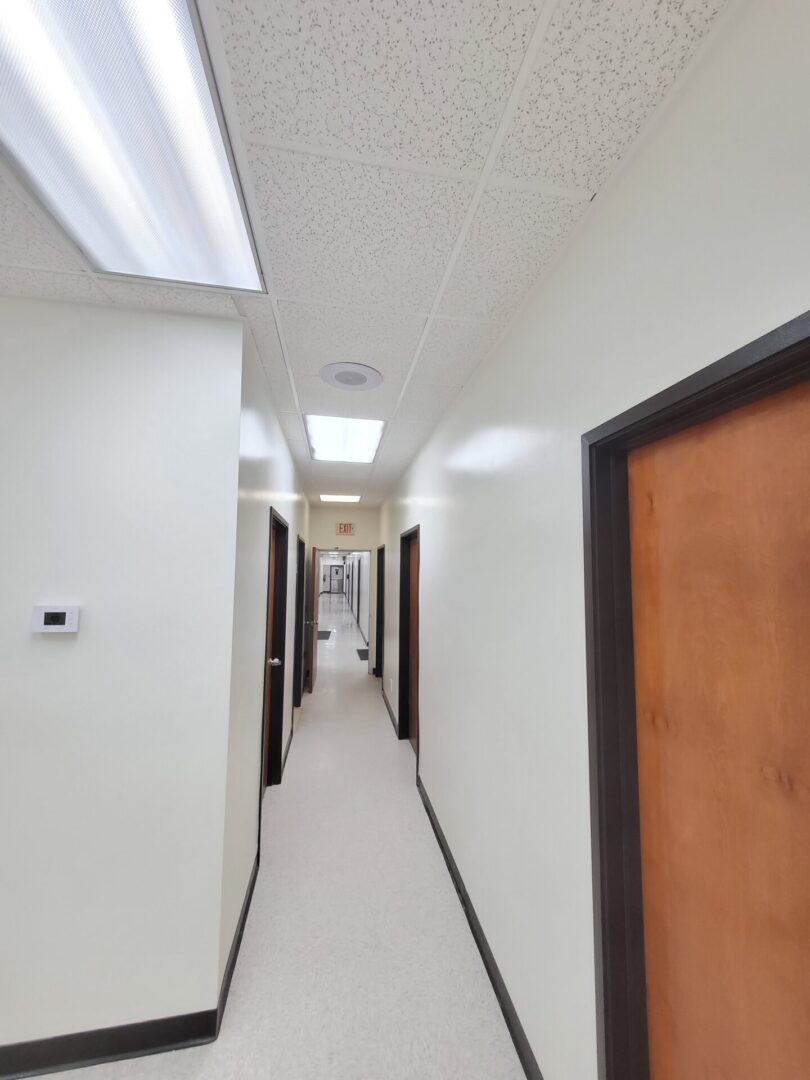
(0, 0, 727, 506)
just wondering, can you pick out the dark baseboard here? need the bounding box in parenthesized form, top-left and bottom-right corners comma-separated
(216, 851, 259, 1033)
(281, 721, 294, 779)
(0, 1010, 216, 1080)
(416, 778, 544, 1080)
(1, 855, 260, 1080)
(381, 685, 398, 736)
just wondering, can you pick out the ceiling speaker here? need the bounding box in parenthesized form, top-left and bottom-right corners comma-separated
(319, 362, 383, 391)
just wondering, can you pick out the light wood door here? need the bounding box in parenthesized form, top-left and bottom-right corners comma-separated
(628, 379, 810, 1079)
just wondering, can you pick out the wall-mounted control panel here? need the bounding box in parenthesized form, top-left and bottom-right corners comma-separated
(32, 605, 80, 633)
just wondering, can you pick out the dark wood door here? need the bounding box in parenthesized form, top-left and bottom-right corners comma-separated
(292, 537, 305, 708)
(260, 525, 277, 790)
(374, 546, 384, 677)
(306, 547, 319, 692)
(408, 536, 419, 751)
(628, 379, 810, 1079)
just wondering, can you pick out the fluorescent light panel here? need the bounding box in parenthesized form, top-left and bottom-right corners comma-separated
(0, 0, 261, 290)
(320, 494, 361, 503)
(306, 415, 384, 464)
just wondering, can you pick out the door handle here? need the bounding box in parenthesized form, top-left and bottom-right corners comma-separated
(267, 658, 282, 667)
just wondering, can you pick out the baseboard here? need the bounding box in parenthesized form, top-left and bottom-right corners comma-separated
(216, 851, 259, 1033)
(381, 685, 398, 736)
(1, 855, 260, 1080)
(416, 778, 544, 1080)
(0, 1010, 217, 1080)
(281, 721, 294, 779)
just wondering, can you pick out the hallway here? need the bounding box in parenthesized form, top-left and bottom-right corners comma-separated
(72, 592, 524, 1080)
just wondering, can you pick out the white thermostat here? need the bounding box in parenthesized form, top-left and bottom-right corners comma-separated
(32, 605, 80, 633)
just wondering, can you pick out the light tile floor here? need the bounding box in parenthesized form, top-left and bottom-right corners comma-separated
(72, 593, 524, 1079)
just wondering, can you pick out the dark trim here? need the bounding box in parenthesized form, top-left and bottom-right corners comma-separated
(263, 507, 289, 788)
(397, 526, 420, 744)
(582, 309, 810, 1080)
(0, 855, 260, 1080)
(280, 720, 294, 778)
(416, 779, 543, 1080)
(292, 536, 306, 709)
(374, 545, 385, 678)
(0, 1013, 216, 1080)
(381, 684, 397, 736)
(216, 853, 259, 1033)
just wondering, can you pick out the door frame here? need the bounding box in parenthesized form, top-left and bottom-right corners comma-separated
(292, 535, 306, 709)
(260, 507, 289, 790)
(398, 526, 420, 748)
(582, 310, 810, 1080)
(374, 545, 385, 678)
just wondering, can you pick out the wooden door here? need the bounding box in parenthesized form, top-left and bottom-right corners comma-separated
(306, 547, 319, 692)
(628, 379, 810, 1079)
(261, 523, 278, 790)
(408, 536, 419, 751)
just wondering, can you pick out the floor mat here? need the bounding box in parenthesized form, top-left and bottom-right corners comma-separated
(357, 648, 369, 660)
(318, 630, 332, 640)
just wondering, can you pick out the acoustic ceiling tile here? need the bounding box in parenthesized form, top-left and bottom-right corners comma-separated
(418, 317, 502, 388)
(0, 266, 108, 304)
(0, 173, 85, 272)
(296, 373, 402, 421)
(440, 186, 588, 322)
(248, 147, 474, 311)
(214, 0, 541, 171)
(97, 280, 239, 316)
(497, 0, 727, 191)
(278, 300, 426, 381)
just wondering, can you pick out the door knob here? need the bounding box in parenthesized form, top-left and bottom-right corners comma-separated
(267, 657, 282, 667)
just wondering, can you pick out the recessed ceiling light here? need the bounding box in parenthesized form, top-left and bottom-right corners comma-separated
(0, 0, 261, 290)
(305, 415, 384, 463)
(319, 494, 361, 503)
(320, 363, 384, 391)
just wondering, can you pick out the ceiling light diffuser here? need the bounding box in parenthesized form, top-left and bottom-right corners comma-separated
(0, 0, 261, 290)
(305, 415, 385, 464)
(319, 494, 361, 503)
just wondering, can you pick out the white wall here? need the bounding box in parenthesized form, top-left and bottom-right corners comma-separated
(345, 550, 371, 644)
(0, 300, 243, 1043)
(218, 333, 309, 979)
(380, 2, 810, 1077)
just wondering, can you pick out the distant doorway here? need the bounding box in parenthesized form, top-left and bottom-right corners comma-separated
(374, 545, 385, 678)
(398, 527, 419, 753)
(261, 508, 289, 789)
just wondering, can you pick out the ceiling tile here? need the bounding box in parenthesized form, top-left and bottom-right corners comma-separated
(248, 148, 474, 311)
(397, 381, 461, 425)
(279, 301, 425, 382)
(0, 172, 85, 273)
(97, 279, 239, 317)
(214, 0, 541, 172)
(418, 317, 501, 388)
(0, 267, 109, 305)
(497, 0, 727, 191)
(440, 186, 588, 322)
(296, 374, 402, 421)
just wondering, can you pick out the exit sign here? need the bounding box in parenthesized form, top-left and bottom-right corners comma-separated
(336, 522, 354, 535)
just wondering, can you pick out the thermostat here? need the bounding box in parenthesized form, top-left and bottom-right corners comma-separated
(32, 605, 80, 633)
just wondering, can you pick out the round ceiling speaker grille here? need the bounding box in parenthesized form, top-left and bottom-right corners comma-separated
(319, 362, 384, 391)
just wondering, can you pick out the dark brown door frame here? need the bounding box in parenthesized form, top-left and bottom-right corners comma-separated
(398, 526, 420, 748)
(581, 310, 810, 1080)
(374, 545, 385, 677)
(292, 535, 306, 709)
(260, 507, 289, 791)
